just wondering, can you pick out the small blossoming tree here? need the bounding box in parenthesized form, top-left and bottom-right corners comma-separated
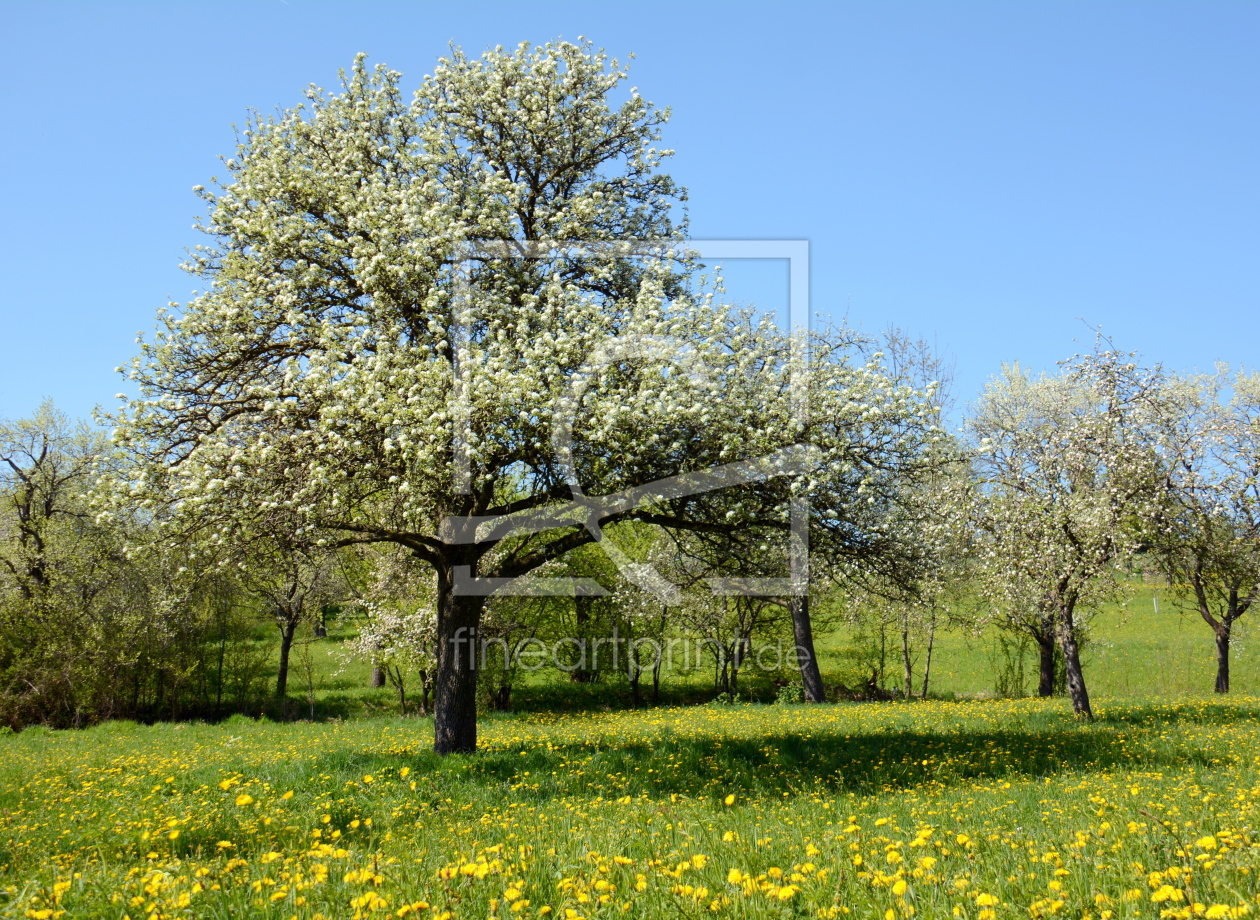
(968, 347, 1168, 719)
(1149, 368, 1260, 693)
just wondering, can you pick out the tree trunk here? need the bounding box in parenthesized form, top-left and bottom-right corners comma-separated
(920, 612, 936, 700)
(626, 627, 642, 707)
(1036, 633, 1056, 698)
(1056, 607, 1093, 720)
(276, 617, 298, 701)
(789, 594, 826, 703)
(571, 594, 594, 683)
(731, 635, 747, 697)
(1192, 578, 1245, 696)
(1214, 624, 1231, 694)
(215, 615, 226, 716)
(493, 682, 512, 712)
(433, 574, 484, 755)
(370, 665, 386, 688)
(900, 620, 913, 699)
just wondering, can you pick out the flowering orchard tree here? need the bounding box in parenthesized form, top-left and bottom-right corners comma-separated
(835, 331, 973, 700)
(341, 547, 438, 715)
(114, 42, 942, 752)
(1150, 369, 1260, 693)
(856, 466, 976, 700)
(967, 349, 1168, 719)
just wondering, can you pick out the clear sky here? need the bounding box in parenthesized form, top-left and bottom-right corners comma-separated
(2, 1, 1256, 424)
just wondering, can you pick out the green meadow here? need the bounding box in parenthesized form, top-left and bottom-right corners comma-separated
(3, 585, 1260, 919)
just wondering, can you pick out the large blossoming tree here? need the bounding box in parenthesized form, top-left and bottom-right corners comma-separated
(114, 42, 942, 752)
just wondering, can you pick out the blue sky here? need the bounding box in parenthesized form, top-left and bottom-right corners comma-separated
(2, 1, 1256, 424)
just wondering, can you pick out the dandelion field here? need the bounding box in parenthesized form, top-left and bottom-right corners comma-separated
(3, 698, 1259, 919)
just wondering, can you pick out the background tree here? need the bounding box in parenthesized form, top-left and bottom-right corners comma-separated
(341, 546, 437, 715)
(231, 523, 345, 704)
(1151, 368, 1260, 693)
(1, 401, 108, 602)
(967, 348, 1167, 719)
(0, 402, 128, 724)
(838, 332, 971, 700)
(0, 403, 274, 725)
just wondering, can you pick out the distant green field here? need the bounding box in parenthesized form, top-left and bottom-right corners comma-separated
(287, 582, 1258, 721)
(816, 584, 1260, 702)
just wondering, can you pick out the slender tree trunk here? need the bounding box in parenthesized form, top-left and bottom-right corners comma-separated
(492, 678, 512, 712)
(1056, 606, 1093, 720)
(626, 625, 642, 707)
(417, 670, 429, 717)
(789, 594, 826, 703)
(434, 569, 484, 755)
(1194, 579, 1240, 696)
(732, 635, 748, 697)
(900, 619, 913, 699)
(920, 612, 936, 700)
(215, 615, 226, 716)
(1214, 624, 1231, 694)
(572, 594, 594, 683)
(878, 624, 887, 687)
(304, 649, 316, 721)
(276, 616, 298, 701)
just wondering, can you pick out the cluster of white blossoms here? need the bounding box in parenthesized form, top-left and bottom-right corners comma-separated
(340, 549, 438, 684)
(968, 351, 1169, 620)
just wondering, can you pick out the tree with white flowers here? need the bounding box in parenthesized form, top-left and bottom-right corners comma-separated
(967, 347, 1168, 719)
(340, 546, 438, 715)
(1149, 368, 1260, 693)
(113, 41, 944, 752)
